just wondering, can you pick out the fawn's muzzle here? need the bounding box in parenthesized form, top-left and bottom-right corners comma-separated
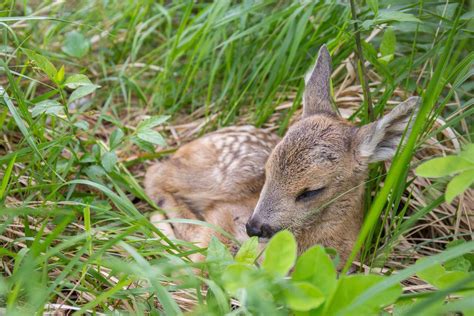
(246, 217, 276, 239)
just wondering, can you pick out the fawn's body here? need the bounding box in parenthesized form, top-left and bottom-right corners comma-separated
(144, 126, 279, 258)
(145, 45, 419, 264)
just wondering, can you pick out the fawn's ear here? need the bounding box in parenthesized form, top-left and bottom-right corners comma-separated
(303, 45, 334, 118)
(354, 97, 421, 163)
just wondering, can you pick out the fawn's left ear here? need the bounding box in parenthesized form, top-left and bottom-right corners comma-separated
(303, 45, 334, 118)
(354, 97, 421, 163)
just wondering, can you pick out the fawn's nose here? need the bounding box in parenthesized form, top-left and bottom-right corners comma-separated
(246, 218, 274, 238)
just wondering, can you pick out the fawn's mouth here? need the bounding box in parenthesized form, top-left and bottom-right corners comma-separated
(258, 225, 284, 241)
(245, 218, 281, 239)
(257, 225, 290, 242)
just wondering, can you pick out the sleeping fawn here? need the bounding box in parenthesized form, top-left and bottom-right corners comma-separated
(145, 45, 420, 264)
(144, 126, 280, 259)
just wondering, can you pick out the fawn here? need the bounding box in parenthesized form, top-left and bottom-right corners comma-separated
(145, 45, 420, 264)
(144, 126, 280, 260)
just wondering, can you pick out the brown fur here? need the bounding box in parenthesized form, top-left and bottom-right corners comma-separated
(144, 126, 279, 260)
(252, 114, 366, 262)
(145, 45, 420, 265)
(247, 45, 420, 265)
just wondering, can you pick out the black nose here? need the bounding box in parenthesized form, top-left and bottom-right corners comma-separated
(246, 220, 261, 237)
(246, 218, 274, 238)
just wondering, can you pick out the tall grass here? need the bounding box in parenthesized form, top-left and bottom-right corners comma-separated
(0, 0, 473, 314)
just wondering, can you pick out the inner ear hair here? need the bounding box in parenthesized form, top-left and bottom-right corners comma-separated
(355, 96, 421, 163)
(302, 44, 335, 118)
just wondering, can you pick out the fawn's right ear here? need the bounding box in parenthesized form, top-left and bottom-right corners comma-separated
(303, 45, 334, 118)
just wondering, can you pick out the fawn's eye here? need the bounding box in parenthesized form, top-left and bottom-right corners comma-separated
(295, 187, 325, 202)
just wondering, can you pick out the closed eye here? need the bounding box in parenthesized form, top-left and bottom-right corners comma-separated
(296, 187, 325, 202)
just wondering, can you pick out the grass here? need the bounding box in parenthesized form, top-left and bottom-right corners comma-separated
(0, 0, 473, 314)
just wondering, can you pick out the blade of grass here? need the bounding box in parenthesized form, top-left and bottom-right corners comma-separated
(348, 240, 474, 310)
(342, 1, 465, 274)
(0, 154, 16, 201)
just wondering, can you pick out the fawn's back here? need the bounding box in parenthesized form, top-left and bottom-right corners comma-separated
(144, 126, 279, 252)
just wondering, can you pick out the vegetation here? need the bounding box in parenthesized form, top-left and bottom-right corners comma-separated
(0, 0, 473, 314)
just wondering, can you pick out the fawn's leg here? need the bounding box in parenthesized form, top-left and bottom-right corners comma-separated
(149, 211, 175, 239)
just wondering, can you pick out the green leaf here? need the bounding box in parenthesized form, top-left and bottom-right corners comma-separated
(361, 19, 376, 30)
(434, 271, 473, 290)
(101, 151, 117, 173)
(262, 230, 297, 277)
(446, 239, 466, 249)
(445, 169, 474, 203)
(367, 0, 378, 15)
(130, 135, 155, 153)
(362, 10, 421, 29)
(326, 275, 402, 315)
(56, 65, 65, 83)
(445, 256, 471, 273)
(380, 27, 396, 57)
(392, 299, 419, 316)
(461, 10, 474, 21)
(92, 144, 101, 159)
(221, 263, 254, 294)
(352, 242, 474, 308)
(417, 258, 473, 296)
(68, 84, 99, 104)
(110, 128, 125, 149)
(441, 297, 474, 316)
(378, 54, 394, 64)
(207, 236, 233, 261)
(415, 156, 473, 178)
(402, 296, 446, 316)
(445, 240, 472, 272)
(207, 237, 233, 281)
(203, 279, 230, 314)
(137, 115, 171, 130)
(460, 144, 474, 163)
(416, 259, 446, 285)
(284, 281, 325, 311)
(74, 120, 89, 131)
(64, 74, 93, 89)
(435, 3, 458, 20)
(292, 246, 336, 297)
(31, 100, 66, 118)
(235, 237, 259, 264)
(0, 154, 16, 200)
(84, 165, 106, 180)
(79, 153, 95, 164)
(23, 48, 57, 81)
(62, 31, 90, 58)
(137, 129, 167, 146)
(377, 10, 421, 23)
(464, 253, 474, 271)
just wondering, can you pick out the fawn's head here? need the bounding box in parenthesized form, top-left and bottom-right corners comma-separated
(246, 45, 420, 239)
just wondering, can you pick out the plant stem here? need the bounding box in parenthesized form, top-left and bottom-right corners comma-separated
(349, 0, 374, 122)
